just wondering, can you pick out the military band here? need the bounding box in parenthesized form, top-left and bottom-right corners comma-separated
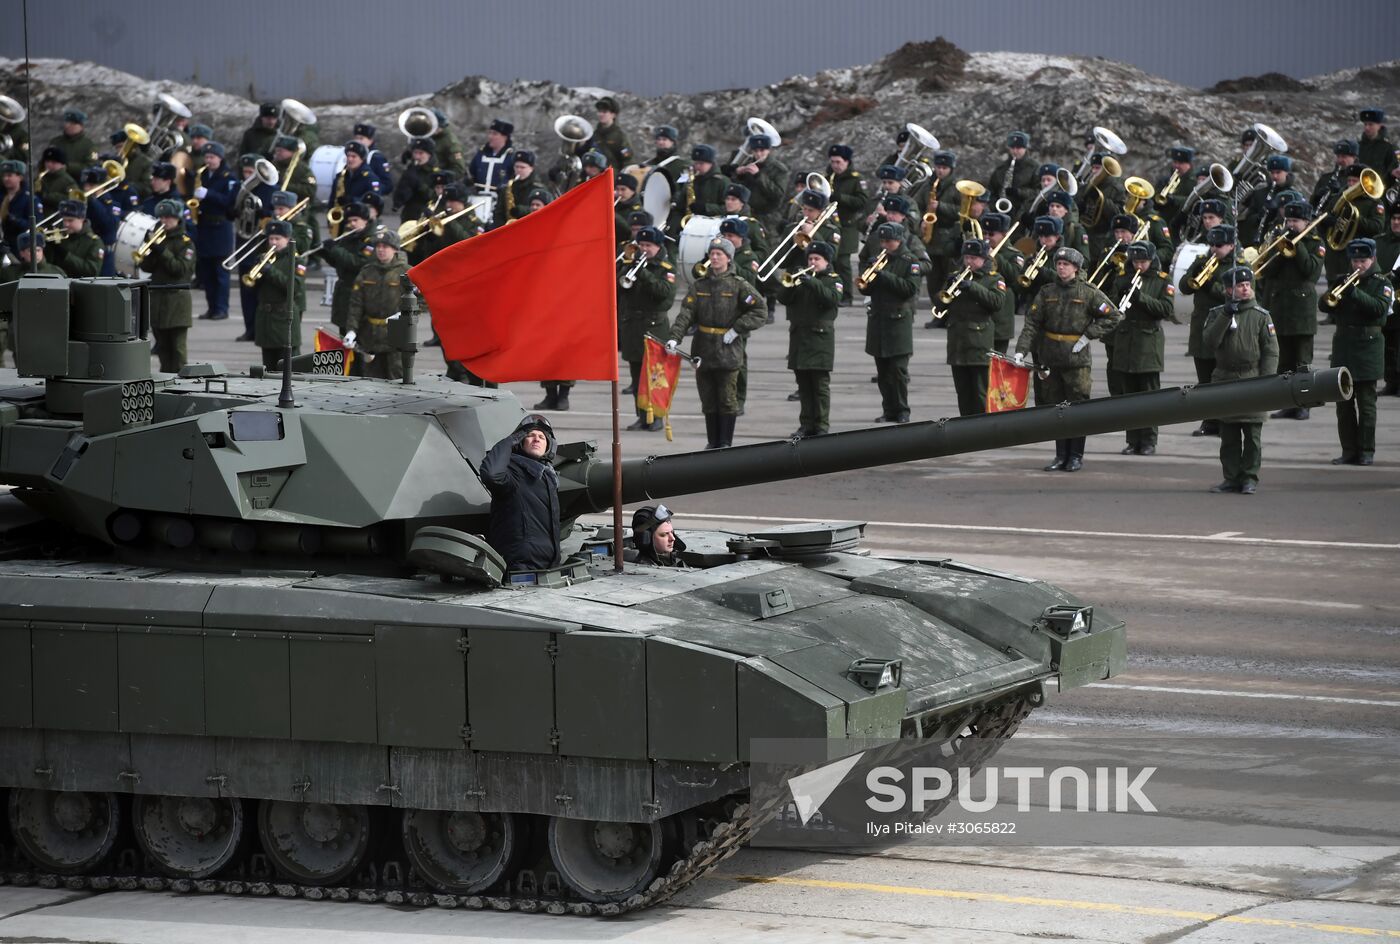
(1, 89, 1395, 477)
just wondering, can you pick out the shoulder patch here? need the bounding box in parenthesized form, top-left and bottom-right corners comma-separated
(909, 262, 921, 275)
(1098, 301, 1112, 314)
(1266, 320, 1276, 335)
(1165, 284, 1176, 296)
(183, 247, 193, 260)
(744, 293, 756, 305)
(665, 272, 675, 282)
(996, 279, 1007, 292)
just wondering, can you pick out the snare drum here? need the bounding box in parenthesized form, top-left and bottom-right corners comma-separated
(677, 215, 723, 285)
(113, 211, 159, 279)
(310, 144, 347, 204)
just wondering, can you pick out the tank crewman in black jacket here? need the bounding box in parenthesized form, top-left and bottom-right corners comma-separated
(631, 504, 688, 568)
(479, 414, 562, 571)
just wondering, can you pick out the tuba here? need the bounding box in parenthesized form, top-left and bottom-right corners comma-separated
(1074, 127, 1127, 184)
(274, 98, 317, 146)
(1177, 163, 1235, 243)
(553, 114, 594, 190)
(146, 92, 191, 154)
(397, 106, 439, 140)
(231, 157, 280, 242)
(0, 94, 26, 155)
(894, 122, 939, 190)
(1230, 122, 1287, 199)
(729, 117, 781, 169)
(1325, 168, 1384, 251)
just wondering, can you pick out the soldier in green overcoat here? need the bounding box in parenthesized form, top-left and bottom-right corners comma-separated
(1322, 163, 1384, 287)
(826, 143, 866, 304)
(982, 213, 1023, 353)
(36, 146, 81, 211)
(941, 237, 1009, 416)
(1015, 246, 1122, 471)
(1377, 205, 1400, 396)
(861, 222, 922, 423)
(346, 229, 410, 380)
(1180, 225, 1237, 436)
(1105, 242, 1176, 454)
(1259, 201, 1325, 419)
(47, 109, 99, 181)
(138, 199, 196, 373)
(1326, 238, 1394, 465)
(680, 145, 728, 219)
(1203, 268, 1278, 493)
(618, 227, 677, 431)
(238, 103, 280, 159)
(589, 97, 633, 173)
(47, 200, 106, 278)
(776, 241, 842, 437)
(321, 203, 375, 333)
(253, 219, 306, 371)
(666, 238, 767, 449)
(724, 132, 788, 236)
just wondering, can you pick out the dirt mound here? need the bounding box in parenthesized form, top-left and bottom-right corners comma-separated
(879, 38, 970, 92)
(1207, 72, 1308, 94)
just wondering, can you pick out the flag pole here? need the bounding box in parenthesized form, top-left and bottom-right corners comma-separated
(611, 378, 623, 572)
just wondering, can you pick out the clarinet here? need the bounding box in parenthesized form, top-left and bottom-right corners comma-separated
(1001, 155, 1016, 203)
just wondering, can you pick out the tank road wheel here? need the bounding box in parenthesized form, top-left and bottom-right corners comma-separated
(132, 795, 244, 878)
(547, 817, 664, 903)
(257, 800, 371, 885)
(7, 789, 122, 874)
(401, 809, 523, 894)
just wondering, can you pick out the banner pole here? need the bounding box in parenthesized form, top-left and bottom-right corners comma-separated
(611, 378, 623, 573)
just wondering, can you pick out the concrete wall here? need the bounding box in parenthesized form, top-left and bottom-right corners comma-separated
(4, 1, 1397, 102)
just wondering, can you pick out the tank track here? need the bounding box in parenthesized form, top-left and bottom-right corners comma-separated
(0, 693, 1035, 917)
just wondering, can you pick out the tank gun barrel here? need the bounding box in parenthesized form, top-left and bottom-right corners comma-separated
(577, 369, 1351, 510)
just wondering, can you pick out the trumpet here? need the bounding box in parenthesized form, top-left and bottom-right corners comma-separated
(1018, 244, 1051, 289)
(619, 252, 648, 289)
(1185, 253, 1222, 292)
(856, 249, 889, 291)
(1154, 169, 1182, 208)
(116, 123, 150, 166)
(933, 220, 1021, 318)
(778, 264, 815, 288)
(1253, 218, 1326, 276)
(241, 244, 279, 286)
(40, 223, 68, 243)
(1324, 168, 1384, 251)
(326, 204, 345, 238)
(130, 222, 168, 265)
(1322, 268, 1363, 308)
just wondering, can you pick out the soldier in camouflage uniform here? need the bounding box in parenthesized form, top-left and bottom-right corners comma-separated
(776, 241, 842, 437)
(666, 238, 767, 449)
(982, 213, 1023, 353)
(1327, 238, 1394, 465)
(1180, 224, 1237, 436)
(346, 229, 411, 380)
(320, 201, 375, 335)
(47, 109, 99, 181)
(618, 226, 677, 431)
(0, 233, 63, 365)
(1016, 246, 1122, 471)
(1105, 241, 1176, 454)
(826, 144, 866, 305)
(1377, 205, 1400, 396)
(588, 97, 633, 172)
(1260, 201, 1325, 419)
(138, 199, 196, 373)
(711, 217, 764, 413)
(253, 219, 306, 371)
(860, 221, 922, 423)
(1204, 268, 1278, 493)
(47, 200, 105, 278)
(941, 237, 1009, 416)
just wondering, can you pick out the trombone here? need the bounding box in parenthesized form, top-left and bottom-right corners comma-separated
(755, 174, 835, 282)
(130, 221, 168, 265)
(241, 243, 279, 286)
(398, 201, 480, 249)
(933, 219, 1020, 317)
(223, 196, 309, 270)
(38, 160, 124, 228)
(856, 250, 889, 291)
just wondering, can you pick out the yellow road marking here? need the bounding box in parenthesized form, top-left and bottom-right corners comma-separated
(731, 876, 1400, 938)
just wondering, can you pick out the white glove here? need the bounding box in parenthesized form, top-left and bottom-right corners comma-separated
(342, 330, 357, 350)
(1012, 351, 1027, 366)
(664, 339, 678, 354)
(193, 186, 208, 200)
(722, 329, 738, 345)
(1071, 335, 1090, 353)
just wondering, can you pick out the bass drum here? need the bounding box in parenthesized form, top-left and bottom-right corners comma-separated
(639, 167, 673, 231)
(1171, 241, 1209, 292)
(310, 144, 347, 204)
(112, 211, 159, 279)
(677, 215, 723, 285)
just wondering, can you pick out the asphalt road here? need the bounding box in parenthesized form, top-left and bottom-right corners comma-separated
(2, 273, 1396, 942)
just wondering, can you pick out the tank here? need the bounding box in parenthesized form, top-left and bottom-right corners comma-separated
(0, 274, 1352, 914)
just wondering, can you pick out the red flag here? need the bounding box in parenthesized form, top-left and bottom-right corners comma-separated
(638, 335, 683, 440)
(986, 354, 1031, 412)
(313, 327, 354, 375)
(407, 170, 619, 383)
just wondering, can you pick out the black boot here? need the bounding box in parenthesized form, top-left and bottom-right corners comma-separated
(554, 386, 570, 411)
(718, 413, 737, 448)
(627, 411, 648, 431)
(704, 413, 721, 450)
(1064, 437, 1086, 472)
(1043, 439, 1068, 472)
(533, 384, 558, 410)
